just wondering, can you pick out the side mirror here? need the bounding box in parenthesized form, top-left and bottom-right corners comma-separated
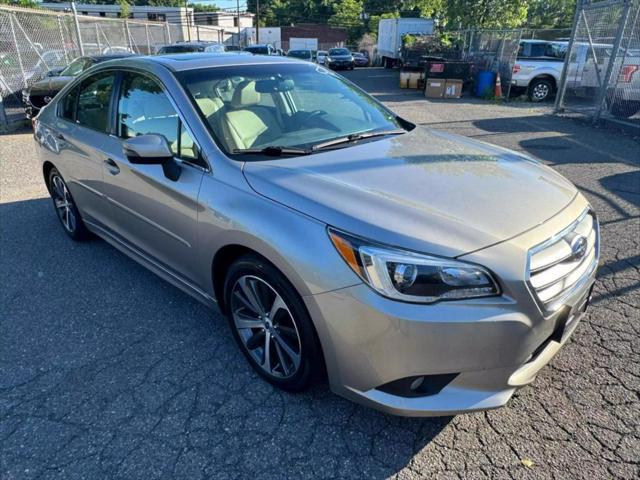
(123, 134, 181, 181)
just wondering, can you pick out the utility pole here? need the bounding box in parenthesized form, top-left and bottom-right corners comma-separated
(256, 0, 260, 44)
(236, 0, 241, 47)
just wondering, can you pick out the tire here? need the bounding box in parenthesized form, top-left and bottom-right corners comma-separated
(48, 167, 90, 241)
(384, 57, 391, 69)
(528, 78, 554, 102)
(610, 100, 640, 119)
(223, 254, 322, 392)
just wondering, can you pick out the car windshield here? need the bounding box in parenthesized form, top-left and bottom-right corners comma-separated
(60, 58, 87, 76)
(178, 63, 402, 156)
(160, 45, 202, 54)
(245, 46, 269, 54)
(288, 50, 310, 59)
(329, 48, 350, 56)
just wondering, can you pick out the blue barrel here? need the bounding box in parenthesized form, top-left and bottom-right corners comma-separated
(475, 70, 496, 97)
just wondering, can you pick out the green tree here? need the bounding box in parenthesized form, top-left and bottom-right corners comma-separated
(526, 0, 575, 29)
(446, 0, 528, 29)
(328, 0, 363, 42)
(118, 0, 131, 18)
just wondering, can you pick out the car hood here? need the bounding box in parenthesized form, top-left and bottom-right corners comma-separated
(242, 127, 578, 257)
(29, 76, 74, 94)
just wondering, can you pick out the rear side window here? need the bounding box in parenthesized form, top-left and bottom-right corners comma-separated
(75, 72, 116, 132)
(60, 86, 79, 121)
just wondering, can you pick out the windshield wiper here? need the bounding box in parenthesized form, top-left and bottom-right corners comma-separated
(232, 146, 311, 156)
(311, 129, 406, 151)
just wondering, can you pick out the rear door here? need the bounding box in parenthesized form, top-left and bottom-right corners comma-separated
(49, 70, 119, 228)
(100, 71, 205, 282)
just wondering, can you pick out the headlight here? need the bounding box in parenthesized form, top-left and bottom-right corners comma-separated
(328, 228, 500, 303)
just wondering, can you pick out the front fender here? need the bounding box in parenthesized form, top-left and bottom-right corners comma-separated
(195, 174, 361, 301)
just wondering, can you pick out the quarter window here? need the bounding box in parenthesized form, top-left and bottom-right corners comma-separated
(76, 72, 116, 132)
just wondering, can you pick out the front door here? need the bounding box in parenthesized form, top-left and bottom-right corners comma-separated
(101, 71, 205, 283)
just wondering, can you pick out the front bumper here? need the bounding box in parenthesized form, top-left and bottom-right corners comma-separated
(304, 196, 597, 416)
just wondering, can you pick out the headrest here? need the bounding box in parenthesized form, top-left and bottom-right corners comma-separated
(196, 97, 223, 117)
(231, 81, 261, 108)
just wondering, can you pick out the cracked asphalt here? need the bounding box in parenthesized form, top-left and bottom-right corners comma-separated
(1, 68, 639, 479)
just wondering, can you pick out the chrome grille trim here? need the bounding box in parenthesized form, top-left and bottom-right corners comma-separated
(526, 208, 599, 315)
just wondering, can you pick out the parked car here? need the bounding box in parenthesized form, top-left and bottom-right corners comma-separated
(33, 54, 598, 417)
(352, 52, 369, 67)
(22, 53, 134, 118)
(244, 44, 277, 56)
(157, 41, 224, 55)
(512, 39, 640, 117)
(316, 50, 328, 65)
(326, 48, 354, 70)
(287, 49, 313, 62)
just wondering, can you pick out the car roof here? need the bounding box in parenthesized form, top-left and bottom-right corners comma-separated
(96, 53, 308, 72)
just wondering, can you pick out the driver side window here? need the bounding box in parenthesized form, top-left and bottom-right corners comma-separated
(117, 72, 202, 165)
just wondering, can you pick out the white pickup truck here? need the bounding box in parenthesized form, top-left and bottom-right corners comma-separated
(511, 39, 640, 118)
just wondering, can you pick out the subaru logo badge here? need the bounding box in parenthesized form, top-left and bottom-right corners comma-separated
(569, 235, 588, 260)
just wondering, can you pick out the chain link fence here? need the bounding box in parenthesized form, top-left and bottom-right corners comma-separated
(555, 0, 640, 127)
(0, 5, 183, 130)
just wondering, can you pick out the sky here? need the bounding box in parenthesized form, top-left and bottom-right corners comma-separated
(197, 1, 247, 11)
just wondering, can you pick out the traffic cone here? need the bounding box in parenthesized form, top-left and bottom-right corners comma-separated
(494, 73, 502, 98)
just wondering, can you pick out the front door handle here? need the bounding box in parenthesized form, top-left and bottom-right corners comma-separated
(104, 158, 120, 175)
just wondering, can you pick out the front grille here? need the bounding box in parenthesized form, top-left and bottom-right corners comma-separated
(527, 209, 599, 314)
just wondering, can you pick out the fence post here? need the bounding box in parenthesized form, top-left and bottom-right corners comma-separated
(95, 23, 102, 53)
(145, 24, 151, 54)
(124, 20, 133, 51)
(554, 0, 584, 113)
(592, 0, 633, 123)
(70, 2, 85, 56)
(165, 21, 171, 44)
(8, 14, 26, 88)
(57, 17, 68, 58)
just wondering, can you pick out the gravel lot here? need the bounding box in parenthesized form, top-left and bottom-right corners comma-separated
(1, 67, 638, 480)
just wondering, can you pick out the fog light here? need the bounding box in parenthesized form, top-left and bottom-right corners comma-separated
(410, 376, 425, 391)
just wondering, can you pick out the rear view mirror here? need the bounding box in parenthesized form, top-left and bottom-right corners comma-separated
(123, 134, 181, 181)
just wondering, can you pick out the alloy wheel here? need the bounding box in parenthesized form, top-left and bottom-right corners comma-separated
(532, 83, 550, 101)
(230, 275, 302, 378)
(51, 174, 77, 233)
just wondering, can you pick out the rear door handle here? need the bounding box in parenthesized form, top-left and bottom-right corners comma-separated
(104, 158, 120, 175)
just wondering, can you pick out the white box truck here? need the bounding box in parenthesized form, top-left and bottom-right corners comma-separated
(289, 37, 319, 51)
(377, 18, 435, 68)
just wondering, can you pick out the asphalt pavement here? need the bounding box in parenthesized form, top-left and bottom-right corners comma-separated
(1, 67, 639, 479)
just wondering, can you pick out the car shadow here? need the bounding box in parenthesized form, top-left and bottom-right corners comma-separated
(1, 197, 451, 477)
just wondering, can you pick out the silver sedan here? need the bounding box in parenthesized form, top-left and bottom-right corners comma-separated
(33, 54, 599, 416)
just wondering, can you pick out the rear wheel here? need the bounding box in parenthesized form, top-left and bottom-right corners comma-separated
(48, 168, 90, 241)
(223, 254, 321, 392)
(528, 78, 554, 102)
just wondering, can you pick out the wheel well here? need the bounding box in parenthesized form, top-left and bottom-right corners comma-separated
(43, 161, 55, 193)
(531, 75, 557, 90)
(212, 244, 256, 314)
(211, 243, 328, 381)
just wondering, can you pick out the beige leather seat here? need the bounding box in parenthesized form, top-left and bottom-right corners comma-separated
(221, 81, 283, 150)
(196, 97, 224, 120)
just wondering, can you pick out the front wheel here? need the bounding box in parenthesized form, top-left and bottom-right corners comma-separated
(48, 167, 90, 241)
(223, 254, 322, 392)
(610, 99, 640, 119)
